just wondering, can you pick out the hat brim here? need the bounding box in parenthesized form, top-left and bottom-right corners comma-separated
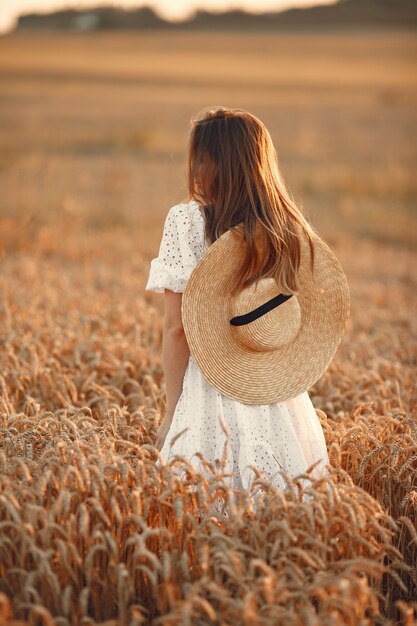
(182, 227, 350, 404)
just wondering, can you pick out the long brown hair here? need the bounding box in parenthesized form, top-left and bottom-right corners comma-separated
(185, 106, 317, 297)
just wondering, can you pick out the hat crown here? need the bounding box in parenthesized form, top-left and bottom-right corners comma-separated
(228, 277, 301, 352)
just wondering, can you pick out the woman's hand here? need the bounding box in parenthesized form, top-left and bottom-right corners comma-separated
(155, 411, 174, 452)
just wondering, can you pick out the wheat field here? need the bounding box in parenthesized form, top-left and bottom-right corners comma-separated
(0, 29, 416, 626)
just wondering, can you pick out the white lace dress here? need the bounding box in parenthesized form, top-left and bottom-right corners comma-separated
(145, 200, 330, 504)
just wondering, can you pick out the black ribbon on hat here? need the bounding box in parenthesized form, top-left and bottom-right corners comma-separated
(230, 293, 293, 326)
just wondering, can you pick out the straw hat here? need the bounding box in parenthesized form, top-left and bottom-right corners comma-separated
(181, 223, 350, 404)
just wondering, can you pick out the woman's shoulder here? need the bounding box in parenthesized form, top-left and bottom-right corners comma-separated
(166, 199, 204, 229)
(168, 200, 203, 219)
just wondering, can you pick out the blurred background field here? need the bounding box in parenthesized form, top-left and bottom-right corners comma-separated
(0, 19, 416, 626)
(1, 29, 416, 251)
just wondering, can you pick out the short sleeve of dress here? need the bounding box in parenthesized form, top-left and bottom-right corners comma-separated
(145, 203, 201, 293)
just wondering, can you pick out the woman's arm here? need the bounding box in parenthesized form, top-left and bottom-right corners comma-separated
(155, 290, 190, 451)
(162, 289, 190, 417)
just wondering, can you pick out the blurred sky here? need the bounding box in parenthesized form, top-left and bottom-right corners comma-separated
(0, 0, 338, 34)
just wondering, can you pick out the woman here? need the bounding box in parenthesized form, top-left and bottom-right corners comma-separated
(145, 106, 348, 507)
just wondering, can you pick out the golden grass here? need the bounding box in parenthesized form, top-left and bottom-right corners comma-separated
(0, 29, 416, 626)
(0, 403, 411, 624)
